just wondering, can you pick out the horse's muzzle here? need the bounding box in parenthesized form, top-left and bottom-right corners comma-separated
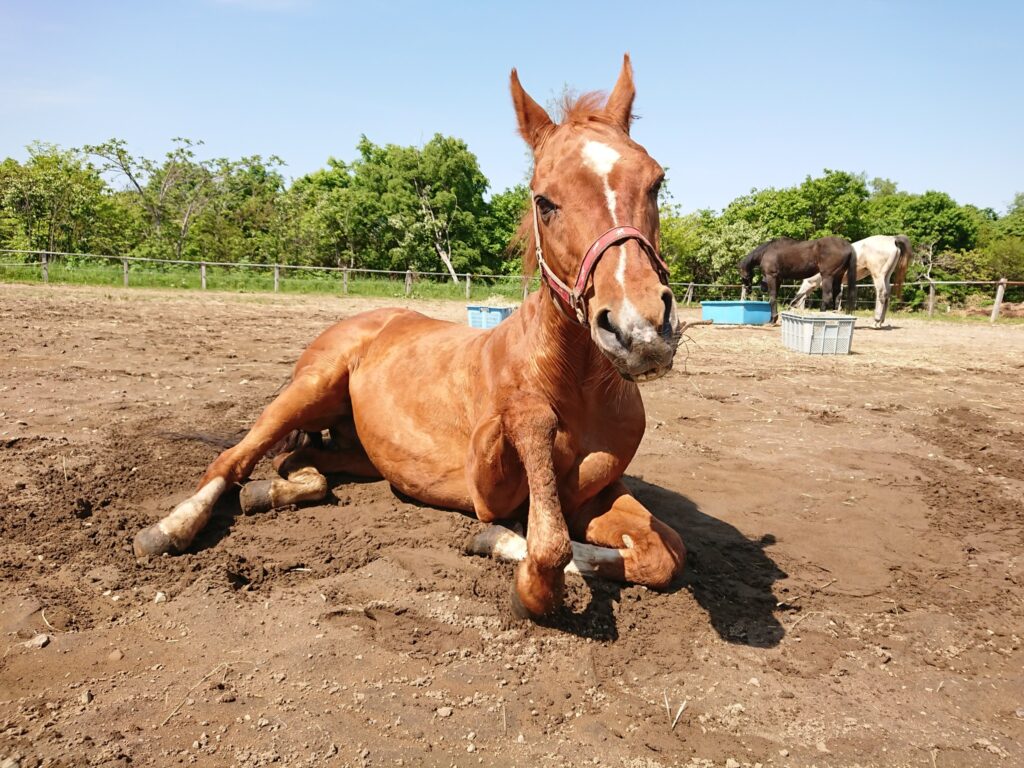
(593, 311, 678, 382)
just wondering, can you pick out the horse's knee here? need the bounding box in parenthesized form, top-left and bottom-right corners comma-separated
(629, 526, 686, 590)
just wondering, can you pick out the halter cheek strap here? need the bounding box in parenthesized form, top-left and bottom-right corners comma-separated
(530, 191, 671, 325)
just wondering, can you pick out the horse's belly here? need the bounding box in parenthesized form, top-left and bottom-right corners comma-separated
(348, 317, 481, 511)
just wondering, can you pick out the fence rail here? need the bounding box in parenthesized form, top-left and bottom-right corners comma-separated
(1, 249, 1021, 321)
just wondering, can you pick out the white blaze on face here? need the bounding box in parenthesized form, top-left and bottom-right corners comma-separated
(581, 140, 628, 287)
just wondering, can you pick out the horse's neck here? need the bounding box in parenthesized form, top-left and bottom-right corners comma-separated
(523, 289, 626, 406)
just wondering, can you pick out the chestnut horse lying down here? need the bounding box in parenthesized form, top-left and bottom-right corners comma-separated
(134, 55, 686, 619)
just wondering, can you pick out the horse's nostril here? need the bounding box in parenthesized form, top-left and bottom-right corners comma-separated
(596, 309, 630, 351)
(661, 290, 674, 334)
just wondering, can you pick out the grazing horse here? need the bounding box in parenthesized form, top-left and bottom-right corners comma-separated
(791, 234, 913, 327)
(738, 236, 857, 322)
(133, 55, 687, 620)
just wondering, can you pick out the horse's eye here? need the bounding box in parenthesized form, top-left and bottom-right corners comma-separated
(649, 177, 664, 198)
(535, 195, 558, 221)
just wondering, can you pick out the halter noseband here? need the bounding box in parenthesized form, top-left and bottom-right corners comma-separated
(530, 191, 671, 325)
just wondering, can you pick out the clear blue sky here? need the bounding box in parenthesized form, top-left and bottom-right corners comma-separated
(2, 1, 1021, 213)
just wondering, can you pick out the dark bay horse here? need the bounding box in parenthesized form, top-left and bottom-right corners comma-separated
(133, 55, 687, 620)
(739, 236, 857, 322)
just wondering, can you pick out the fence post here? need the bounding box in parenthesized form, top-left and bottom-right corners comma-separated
(122, 258, 129, 287)
(927, 280, 936, 317)
(200, 262, 207, 290)
(684, 283, 694, 306)
(522, 276, 530, 301)
(465, 274, 471, 300)
(41, 253, 49, 284)
(990, 277, 1008, 323)
(273, 265, 280, 293)
(405, 270, 413, 297)
(740, 284, 747, 301)
(342, 268, 349, 295)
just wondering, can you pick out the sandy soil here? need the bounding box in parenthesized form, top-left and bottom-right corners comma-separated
(1, 283, 1022, 768)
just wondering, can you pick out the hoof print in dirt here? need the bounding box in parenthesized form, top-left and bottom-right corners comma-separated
(72, 497, 93, 519)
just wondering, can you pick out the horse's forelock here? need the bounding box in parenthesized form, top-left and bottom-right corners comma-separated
(561, 91, 619, 126)
(513, 89, 634, 279)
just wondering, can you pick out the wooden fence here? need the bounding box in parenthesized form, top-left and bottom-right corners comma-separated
(2, 249, 1022, 322)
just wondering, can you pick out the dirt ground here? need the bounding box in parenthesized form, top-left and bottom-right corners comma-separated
(1, 284, 1022, 768)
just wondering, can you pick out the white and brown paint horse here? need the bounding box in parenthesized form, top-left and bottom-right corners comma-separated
(133, 56, 687, 620)
(792, 235, 913, 327)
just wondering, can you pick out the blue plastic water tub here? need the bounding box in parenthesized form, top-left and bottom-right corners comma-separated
(700, 300, 772, 325)
(467, 305, 515, 329)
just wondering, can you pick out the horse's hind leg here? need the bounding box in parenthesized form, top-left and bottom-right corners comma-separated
(873, 273, 890, 327)
(133, 368, 348, 557)
(239, 435, 381, 514)
(820, 275, 836, 312)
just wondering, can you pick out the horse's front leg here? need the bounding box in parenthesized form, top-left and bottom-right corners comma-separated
(473, 401, 572, 619)
(569, 481, 686, 589)
(765, 274, 780, 323)
(791, 276, 819, 309)
(469, 480, 687, 590)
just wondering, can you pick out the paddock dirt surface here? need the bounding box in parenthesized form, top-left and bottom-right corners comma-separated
(1, 284, 1022, 768)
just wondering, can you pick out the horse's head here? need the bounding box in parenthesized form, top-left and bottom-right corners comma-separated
(511, 55, 679, 383)
(739, 268, 752, 290)
(738, 252, 755, 291)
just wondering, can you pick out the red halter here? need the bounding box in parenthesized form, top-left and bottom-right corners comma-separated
(531, 192, 671, 325)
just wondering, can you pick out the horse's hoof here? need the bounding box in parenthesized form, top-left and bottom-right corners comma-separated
(509, 582, 540, 621)
(240, 480, 274, 514)
(133, 524, 177, 558)
(510, 564, 562, 621)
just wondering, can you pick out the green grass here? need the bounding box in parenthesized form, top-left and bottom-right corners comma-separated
(0, 262, 534, 302)
(2, 261, 1019, 320)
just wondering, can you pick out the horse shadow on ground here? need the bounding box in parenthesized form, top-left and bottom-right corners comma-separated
(189, 475, 786, 647)
(534, 476, 787, 646)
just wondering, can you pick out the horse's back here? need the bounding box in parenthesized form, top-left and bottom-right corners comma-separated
(854, 234, 899, 255)
(298, 306, 482, 366)
(295, 307, 432, 374)
(853, 235, 901, 276)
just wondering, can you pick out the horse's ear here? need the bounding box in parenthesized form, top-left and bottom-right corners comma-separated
(510, 68, 553, 149)
(605, 53, 635, 133)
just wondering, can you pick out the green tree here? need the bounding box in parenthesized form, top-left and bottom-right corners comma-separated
(191, 155, 286, 264)
(285, 134, 492, 276)
(865, 190, 977, 252)
(483, 184, 529, 273)
(661, 206, 766, 284)
(85, 138, 229, 260)
(0, 143, 110, 254)
(720, 169, 868, 242)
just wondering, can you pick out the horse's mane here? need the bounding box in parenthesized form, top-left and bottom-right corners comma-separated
(515, 91, 622, 278)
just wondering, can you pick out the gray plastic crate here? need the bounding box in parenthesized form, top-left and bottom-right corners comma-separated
(780, 312, 855, 355)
